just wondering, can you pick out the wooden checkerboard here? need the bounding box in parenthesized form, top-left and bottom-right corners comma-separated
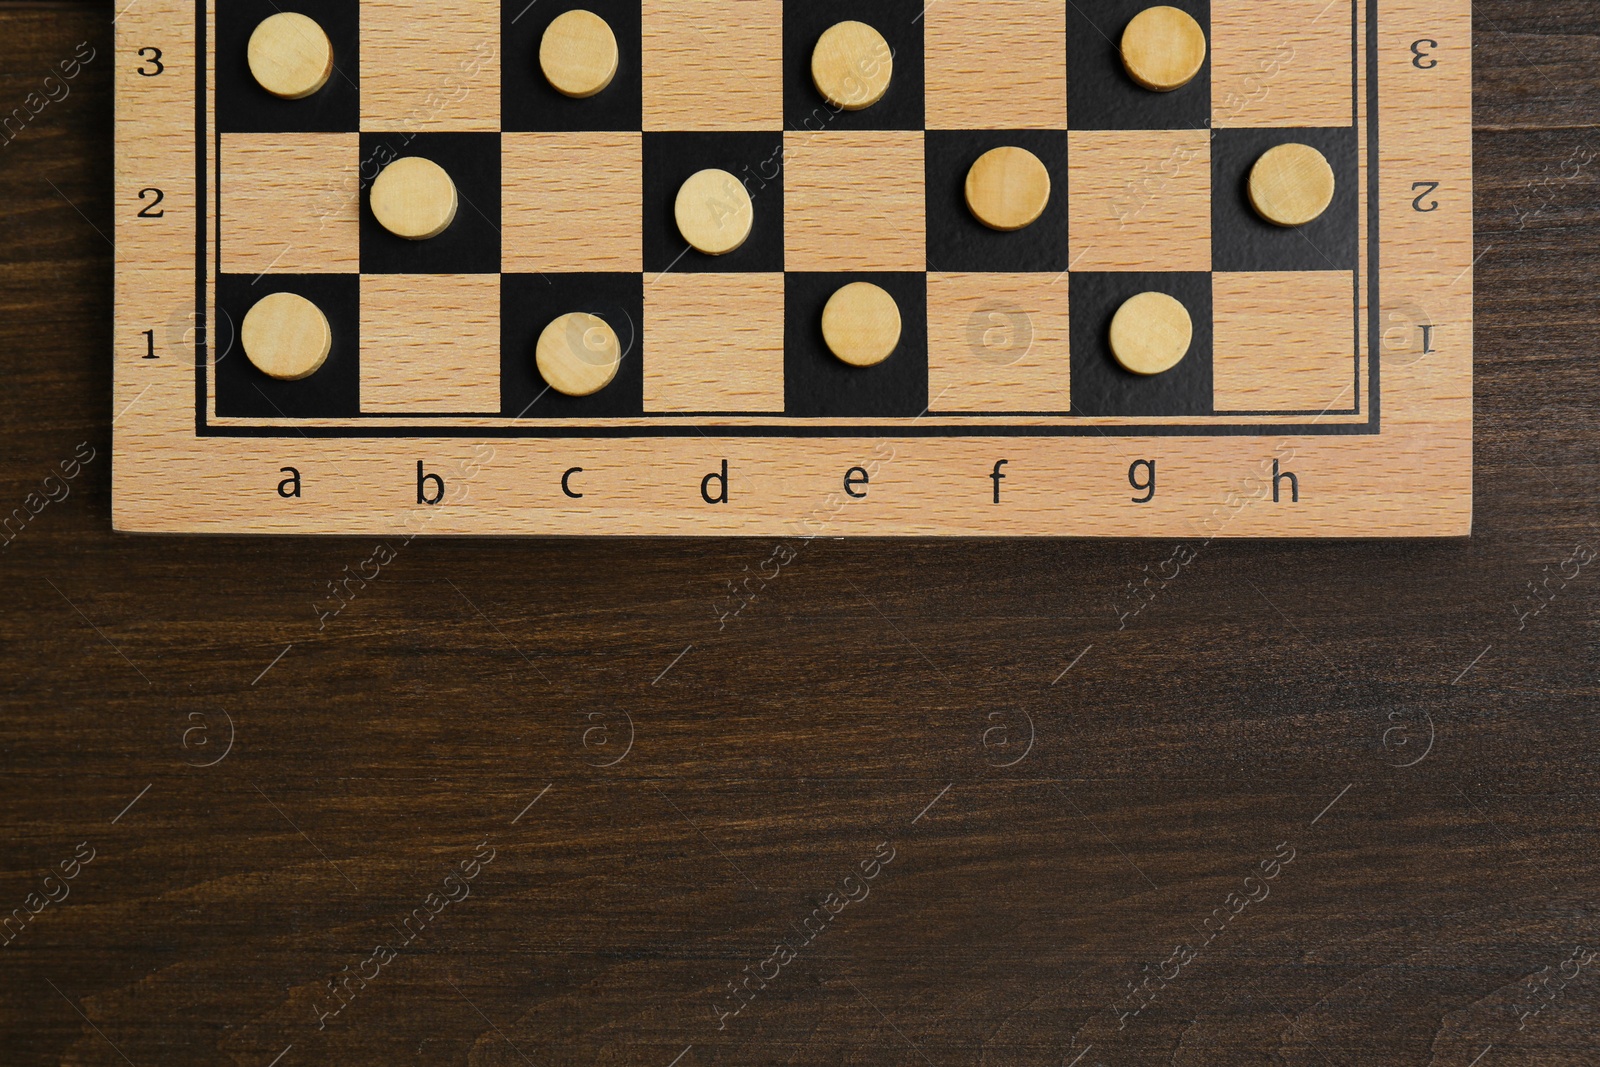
(113, 0, 1472, 536)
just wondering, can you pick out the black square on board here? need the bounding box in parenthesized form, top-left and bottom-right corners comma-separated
(784, 273, 928, 418)
(218, 0, 360, 133)
(1212, 127, 1359, 272)
(643, 132, 784, 273)
(216, 274, 360, 418)
(1070, 272, 1212, 417)
(359, 133, 502, 274)
(1067, 0, 1211, 131)
(782, 0, 925, 132)
(501, 0, 643, 132)
(925, 130, 1070, 272)
(501, 273, 645, 418)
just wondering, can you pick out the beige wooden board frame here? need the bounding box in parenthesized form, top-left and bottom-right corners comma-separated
(112, 0, 1472, 537)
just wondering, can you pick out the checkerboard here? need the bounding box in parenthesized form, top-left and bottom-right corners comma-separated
(113, 0, 1473, 536)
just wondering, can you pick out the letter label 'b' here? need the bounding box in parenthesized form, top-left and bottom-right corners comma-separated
(417, 461, 445, 505)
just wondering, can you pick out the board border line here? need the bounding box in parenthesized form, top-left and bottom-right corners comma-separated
(192, 0, 1381, 441)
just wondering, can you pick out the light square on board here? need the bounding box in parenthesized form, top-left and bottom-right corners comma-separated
(926, 273, 1071, 412)
(642, 0, 783, 131)
(1068, 130, 1211, 272)
(925, 0, 1067, 130)
(1211, 0, 1353, 128)
(220, 134, 359, 275)
(502, 133, 642, 273)
(784, 131, 925, 272)
(1212, 271, 1355, 412)
(644, 274, 785, 413)
(360, 0, 500, 132)
(360, 274, 501, 413)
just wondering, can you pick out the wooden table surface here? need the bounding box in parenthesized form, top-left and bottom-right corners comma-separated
(3, 3, 1598, 1065)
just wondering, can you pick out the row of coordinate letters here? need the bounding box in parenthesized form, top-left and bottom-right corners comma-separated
(268, 457, 1305, 507)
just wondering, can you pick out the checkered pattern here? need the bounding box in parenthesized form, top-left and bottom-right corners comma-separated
(213, 0, 1363, 423)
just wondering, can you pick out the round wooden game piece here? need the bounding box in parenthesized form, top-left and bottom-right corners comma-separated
(1109, 291, 1192, 376)
(1120, 6, 1208, 92)
(964, 146, 1051, 232)
(536, 313, 622, 397)
(821, 282, 902, 368)
(1249, 143, 1336, 227)
(811, 21, 894, 111)
(241, 292, 331, 381)
(674, 169, 754, 256)
(540, 9, 620, 99)
(247, 12, 335, 100)
(370, 157, 459, 241)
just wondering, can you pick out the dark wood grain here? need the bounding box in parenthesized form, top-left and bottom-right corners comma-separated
(3, 3, 1598, 1065)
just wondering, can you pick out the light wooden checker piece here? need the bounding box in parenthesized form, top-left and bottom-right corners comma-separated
(241, 293, 331, 381)
(247, 12, 334, 100)
(1109, 292, 1193, 376)
(109, 0, 1476, 538)
(1121, 5, 1208, 92)
(537, 313, 622, 397)
(370, 157, 458, 241)
(822, 283, 902, 368)
(541, 9, 620, 99)
(965, 147, 1052, 232)
(674, 169, 754, 256)
(812, 21, 894, 111)
(1249, 143, 1337, 227)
